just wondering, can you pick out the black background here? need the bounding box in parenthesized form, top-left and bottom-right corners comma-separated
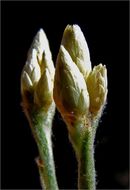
(2, 1, 129, 189)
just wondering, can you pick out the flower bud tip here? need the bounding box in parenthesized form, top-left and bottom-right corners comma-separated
(61, 24, 92, 78)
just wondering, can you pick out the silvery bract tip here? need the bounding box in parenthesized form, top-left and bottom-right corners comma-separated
(61, 24, 92, 78)
(28, 28, 52, 64)
(29, 29, 55, 80)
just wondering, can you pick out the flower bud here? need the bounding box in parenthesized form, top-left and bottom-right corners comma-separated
(21, 28, 55, 111)
(87, 64, 108, 116)
(54, 45, 90, 120)
(61, 24, 92, 78)
(34, 68, 53, 108)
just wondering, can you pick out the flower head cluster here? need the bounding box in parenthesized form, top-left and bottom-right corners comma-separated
(21, 29, 55, 109)
(54, 25, 108, 121)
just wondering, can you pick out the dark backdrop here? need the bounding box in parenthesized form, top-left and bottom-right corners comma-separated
(2, 1, 129, 189)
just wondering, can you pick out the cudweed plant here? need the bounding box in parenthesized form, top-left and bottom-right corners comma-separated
(54, 25, 108, 190)
(21, 24, 108, 190)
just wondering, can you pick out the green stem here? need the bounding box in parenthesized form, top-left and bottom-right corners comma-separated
(67, 118, 96, 190)
(26, 103, 58, 190)
(78, 129, 95, 190)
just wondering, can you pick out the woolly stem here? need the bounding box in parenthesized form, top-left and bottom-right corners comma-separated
(67, 117, 97, 190)
(26, 103, 58, 190)
(78, 129, 95, 190)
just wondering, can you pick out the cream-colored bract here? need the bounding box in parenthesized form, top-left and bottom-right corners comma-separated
(34, 68, 53, 107)
(21, 71, 33, 94)
(23, 49, 41, 86)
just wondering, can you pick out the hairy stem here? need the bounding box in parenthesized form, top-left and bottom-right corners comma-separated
(67, 117, 96, 190)
(26, 103, 58, 190)
(78, 129, 95, 190)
